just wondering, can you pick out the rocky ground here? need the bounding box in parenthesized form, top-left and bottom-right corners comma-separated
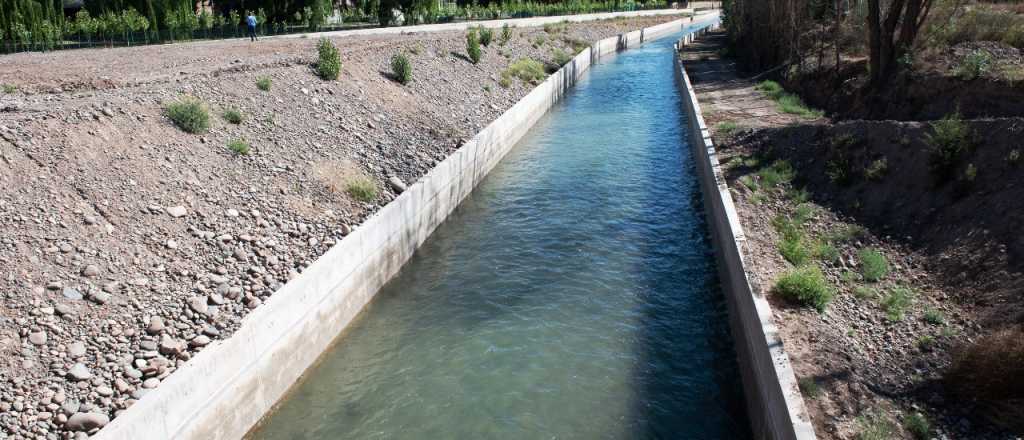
(0, 15, 686, 439)
(681, 31, 1020, 439)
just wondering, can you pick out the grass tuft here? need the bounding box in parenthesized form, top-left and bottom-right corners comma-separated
(881, 286, 914, 321)
(923, 307, 945, 325)
(798, 377, 820, 399)
(317, 38, 341, 80)
(478, 25, 493, 46)
(256, 76, 272, 91)
(166, 98, 210, 134)
(504, 58, 546, 84)
(222, 108, 243, 124)
(466, 29, 482, 64)
(716, 121, 741, 136)
(500, 23, 513, 45)
(775, 266, 833, 312)
(904, 412, 931, 440)
(391, 53, 413, 85)
(858, 248, 889, 282)
(227, 139, 250, 155)
(346, 176, 378, 202)
(856, 411, 897, 440)
(926, 113, 973, 181)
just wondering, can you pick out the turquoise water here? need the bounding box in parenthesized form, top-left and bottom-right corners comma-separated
(251, 28, 749, 439)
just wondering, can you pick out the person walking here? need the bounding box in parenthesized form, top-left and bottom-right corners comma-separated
(246, 13, 259, 42)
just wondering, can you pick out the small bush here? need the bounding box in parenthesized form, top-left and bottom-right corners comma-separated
(756, 80, 785, 99)
(716, 121, 741, 136)
(533, 35, 546, 48)
(858, 248, 889, 282)
(923, 307, 945, 325)
(466, 29, 482, 64)
(500, 23, 512, 45)
(757, 160, 796, 189)
(798, 377, 820, 399)
(551, 48, 572, 67)
(478, 26, 493, 46)
(918, 335, 937, 352)
(1008, 149, 1021, 166)
(504, 58, 546, 83)
(827, 224, 866, 244)
(222, 108, 243, 124)
(227, 139, 250, 155)
(926, 113, 973, 180)
(814, 241, 841, 264)
(775, 266, 833, 312)
(498, 72, 512, 88)
(904, 412, 931, 440)
(777, 94, 824, 118)
(864, 158, 888, 181)
(856, 411, 897, 440)
(166, 98, 210, 134)
(391, 53, 412, 85)
(853, 286, 877, 300)
(317, 38, 341, 80)
(346, 177, 378, 202)
(881, 287, 914, 321)
(1, 84, 16, 94)
(779, 235, 811, 266)
(955, 49, 994, 80)
(256, 76, 272, 91)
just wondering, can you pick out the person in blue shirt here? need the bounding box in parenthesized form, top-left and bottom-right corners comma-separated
(246, 13, 259, 42)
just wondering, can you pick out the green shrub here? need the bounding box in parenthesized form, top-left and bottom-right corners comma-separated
(478, 25, 493, 46)
(955, 49, 994, 80)
(918, 335, 937, 351)
(533, 35, 547, 48)
(858, 248, 889, 282)
(864, 158, 888, 181)
(774, 266, 833, 312)
(756, 80, 822, 118)
(757, 160, 796, 189)
(346, 177, 377, 202)
(814, 241, 840, 264)
(881, 287, 914, 321)
(756, 80, 785, 99)
(500, 23, 512, 45)
(504, 58, 546, 83)
(716, 121, 741, 136)
(551, 48, 572, 67)
(317, 38, 341, 80)
(1, 84, 15, 94)
(798, 377, 820, 399)
(222, 108, 243, 124)
(256, 76, 272, 91)
(926, 113, 973, 180)
(166, 98, 210, 134)
(923, 307, 945, 325)
(856, 411, 897, 440)
(853, 286, 877, 300)
(391, 53, 412, 85)
(227, 139, 250, 155)
(498, 72, 512, 88)
(904, 412, 931, 440)
(466, 29, 482, 64)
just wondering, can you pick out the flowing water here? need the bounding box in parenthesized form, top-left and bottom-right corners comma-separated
(251, 27, 750, 440)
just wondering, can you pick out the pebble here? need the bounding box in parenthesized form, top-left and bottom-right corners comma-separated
(165, 205, 188, 218)
(65, 412, 109, 431)
(226, 208, 240, 217)
(187, 297, 208, 315)
(54, 304, 73, 316)
(81, 265, 100, 278)
(28, 331, 47, 345)
(95, 386, 114, 397)
(146, 316, 165, 335)
(89, 291, 111, 305)
(67, 341, 87, 357)
(62, 287, 83, 300)
(66, 363, 92, 381)
(142, 378, 160, 389)
(388, 176, 408, 193)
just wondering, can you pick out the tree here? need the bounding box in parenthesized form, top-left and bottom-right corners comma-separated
(866, 0, 934, 88)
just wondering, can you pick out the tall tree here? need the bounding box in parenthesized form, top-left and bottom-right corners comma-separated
(866, 0, 934, 87)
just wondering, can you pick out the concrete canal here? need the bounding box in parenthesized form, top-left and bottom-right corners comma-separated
(250, 28, 750, 439)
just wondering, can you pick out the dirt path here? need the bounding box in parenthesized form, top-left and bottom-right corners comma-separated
(0, 15, 684, 439)
(680, 31, 1015, 440)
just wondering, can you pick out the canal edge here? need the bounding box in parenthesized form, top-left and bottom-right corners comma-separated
(674, 28, 818, 440)
(89, 14, 722, 440)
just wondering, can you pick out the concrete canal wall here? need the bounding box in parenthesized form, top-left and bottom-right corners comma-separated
(93, 14, 719, 440)
(674, 28, 817, 440)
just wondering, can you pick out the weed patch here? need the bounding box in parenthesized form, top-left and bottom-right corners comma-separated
(391, 53, 412, 85)
(227, 139, 250, 155)
(904, 412, 931, 440)
(881, 287, 914, 321)
(858, 248, 889, 282)
(955, 49, 994, 80)
(222, 108, 243, 124)
(466, 29, 482, 64)
(166, 98, 210, 134)
(504, 58, 546, 84)
(716, 121, 741, 136)
(756, 80, 822, 118)
(798, 377, 820, 399)
(500, 23, 512, 45)
(775, 266, 833, 312)
(256, 76, 272, 91)
(926, 113, 973, 180)
(923, 307, 945, 325)
(864, 158, 888, 181)
(2, 84, 17, 93)
(856, 411, 897, 440)
(317, 38, 341, 80)
(478, 26, 493, 46)
(346, 176, 378, 202)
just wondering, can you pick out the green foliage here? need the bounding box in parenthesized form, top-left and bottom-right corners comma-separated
(856, 411, 897, 440)
(1, 84, 15, 94)
(881, 287, 914, 321)
(500, 23, 512, 45)
(853, 286, 877, 300)
(1008, 149, 1021, 166)
(923, 307, 945, 325)
(955, 49, 994, 80)
(222, 108, 243, 124)
(864, 158, 888, 181)
(756, 80, 822, 118)
(918, 335, 936, 351)
(346, 177, 378, 202)
(774, 266, 833, 312)
(227, 139, 250, 155)
(904, 412, 931, 440)
(466, 28, 481, 64)
(773, 213, 812, 266)
(391, 53, 413, 85)
(858, 248, 889, 282)
(165, 97, 210, 134)
(798, 377, 820, 399)
(316, 38, 341, 80)
(926, 113, 973, 180)
(814, 241, 840, 264)
(504, 58, 546, 83)
(757, 160, 796, 189)
(755, 80, 785, 99)
(550, 47, 572, 67)
(256, 76, 272, 91)
(477, 25, 493, 46)
(716, 121, 741, 136)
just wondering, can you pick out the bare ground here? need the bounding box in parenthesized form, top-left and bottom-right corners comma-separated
(0, 15, 684, 439)
(681, 30, 1021, 439)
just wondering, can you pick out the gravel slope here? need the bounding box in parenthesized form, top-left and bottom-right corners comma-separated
(0, 15, 683, 439)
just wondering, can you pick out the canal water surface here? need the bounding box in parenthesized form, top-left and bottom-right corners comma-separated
(251, 28, 750, 439)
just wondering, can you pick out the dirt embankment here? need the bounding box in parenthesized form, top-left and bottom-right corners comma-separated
(0, 15, 682, 439)
(683, 30, 1022, 439)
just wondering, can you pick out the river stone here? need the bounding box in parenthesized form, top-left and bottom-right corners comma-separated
(55, 303, 73, 316)
(187, 297, 208, 315)
(388, 176, 407, 193)
(67, 342, 87, 357)
(65, 412, 109, 431)
(165, 206, 188, 218)
(146, 316, 165, 335)
(66, 363, 92, 381)
(62, 287, 83, 300)
(28, 331, 47, 345)
(89, 291, 111, 305)
(81, 265, 100, 278)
